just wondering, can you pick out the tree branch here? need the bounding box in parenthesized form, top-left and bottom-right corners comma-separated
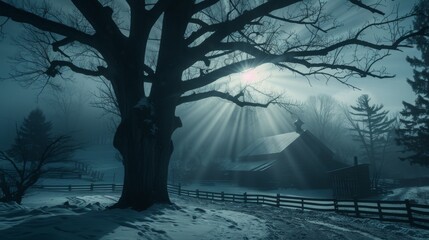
(52, 37, 74, 59)
(182, 20, 425, 92)
(178, 90, 280, 108)
(193, 0, 220, 13)
(349, 0, 385, 16)
(46, 60, 107, 77)
(70, 0, 124, 40)
(181, 58, 262, 92)
(186, 0, 300, 47)
(0, 151, 21, 179)
(0, 1, 95, 47)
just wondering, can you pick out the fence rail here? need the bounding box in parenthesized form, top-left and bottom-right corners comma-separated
(31, 183, 429, 230)
(167, 184, 429, 230)
(33, 183, 122, 192)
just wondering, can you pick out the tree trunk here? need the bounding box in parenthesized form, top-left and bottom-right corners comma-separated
(111, 89, 179, 210)
(108, 1, 187, 208)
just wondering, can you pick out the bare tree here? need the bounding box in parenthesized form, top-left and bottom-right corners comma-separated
(0, 0, 425, 210)
(299, 94, 359, 162)
(301, 95, 343, 143)
(0, 135, 78, 203)
(45, 84, 90, 134)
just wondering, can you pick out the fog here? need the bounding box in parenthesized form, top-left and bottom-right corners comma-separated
(1, 1, 429, 238)
(0, 0, 424, 174)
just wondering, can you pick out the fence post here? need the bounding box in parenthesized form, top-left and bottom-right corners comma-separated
(178, 184, 181, 196)
(301, 199, 304, 211)
(377, 201, 383, 220)
(196, 189, 199, 198)
(334, 200, 338, 212)
(221, 192, 224, 201)
(276, 194, 280, 207)
(256, 195, 259, 204)
(354, 198, 360, 217)
(112, 184, 115, 192)
(244, 192, 247, 203)
(405, 199, 414, 227)
(68, 185, 72, 191)
(90, 183, 94, 191)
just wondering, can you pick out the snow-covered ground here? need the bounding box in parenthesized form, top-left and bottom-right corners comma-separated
(1, 189, 428, 240)
(383, 186, 429, 205)
(2, 190, 267, 240)
(181, 182, 333, 198)
(2, 144, 428, 239)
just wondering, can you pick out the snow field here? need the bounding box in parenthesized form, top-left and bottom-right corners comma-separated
(0, 191, 268, 240)
(1, 189, 429, 239)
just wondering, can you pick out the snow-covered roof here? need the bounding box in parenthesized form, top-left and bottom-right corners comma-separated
(239, 132, 300, 158)
(225, 158, 277, 172)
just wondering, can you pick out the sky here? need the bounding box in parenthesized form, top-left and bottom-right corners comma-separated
(0, 0, 422, 149)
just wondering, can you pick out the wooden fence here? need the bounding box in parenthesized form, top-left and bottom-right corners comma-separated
(33, 183, 122, 192)
(167, 184, 429, 230)
(31, 183, 429, 230)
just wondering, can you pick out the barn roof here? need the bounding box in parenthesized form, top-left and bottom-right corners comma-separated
(224, 129, 345, 173)
(225, 158, 277, 172)
(239, 132, 300, 158)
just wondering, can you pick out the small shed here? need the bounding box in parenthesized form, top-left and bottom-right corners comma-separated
(226, 121, 348, 189)
(329, 163, 371, 199)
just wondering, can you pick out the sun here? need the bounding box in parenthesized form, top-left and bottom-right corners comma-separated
(241, 68, 259, 84)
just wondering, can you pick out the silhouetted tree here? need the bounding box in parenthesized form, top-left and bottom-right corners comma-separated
(397, 0, 429, 167)
(0, 0, 425, 210)
(0, 110, 78, 203)
(8, 109, 52, 163)
(300, 95, 358, 162)
(346, 94, 395, 188)
(46, 84, 89, 134)
(301, 95, 342, 143)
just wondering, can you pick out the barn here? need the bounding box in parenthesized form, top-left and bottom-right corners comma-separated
(226, 120, 348, 189)
(329, 162, 371, 199)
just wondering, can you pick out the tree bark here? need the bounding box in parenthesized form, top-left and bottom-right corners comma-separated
(109, 67, 181, 210)
(112, 111, 172, 210)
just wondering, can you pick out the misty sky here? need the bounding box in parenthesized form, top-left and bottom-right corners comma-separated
(0, 0, 422, 149)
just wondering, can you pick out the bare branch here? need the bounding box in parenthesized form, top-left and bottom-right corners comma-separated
(182, 12, 425, 93)
(46, 60, 107, 77)
(0, 1, 95, 47)
(178, 90, 280, 108)
(181, 58, 262, 92)
(52, 37, 74, 59)
(185, 0, 300, 47)
(0, 151, 21, 179)
(91, 77, 121, 117)
(0, 17, 9, 38)
(70, 0, 124, 40)
(349, 0, 385, 16)
(193, 0, 220, 13)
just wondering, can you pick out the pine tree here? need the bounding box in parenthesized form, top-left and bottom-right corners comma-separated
(346, 94, 395, 187)
(8, 109, 52, 162)
(396, 0, 429, 167)
(1, 109, 79, 203)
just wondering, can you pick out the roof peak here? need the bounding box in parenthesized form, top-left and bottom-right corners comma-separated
(294, 118, 304, 133)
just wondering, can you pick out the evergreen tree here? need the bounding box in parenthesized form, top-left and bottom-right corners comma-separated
(0, 109, 79, 203)
(346, 94, 395, 187)
(397, 0, 429, 166)
(8, 109, 52, 162)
